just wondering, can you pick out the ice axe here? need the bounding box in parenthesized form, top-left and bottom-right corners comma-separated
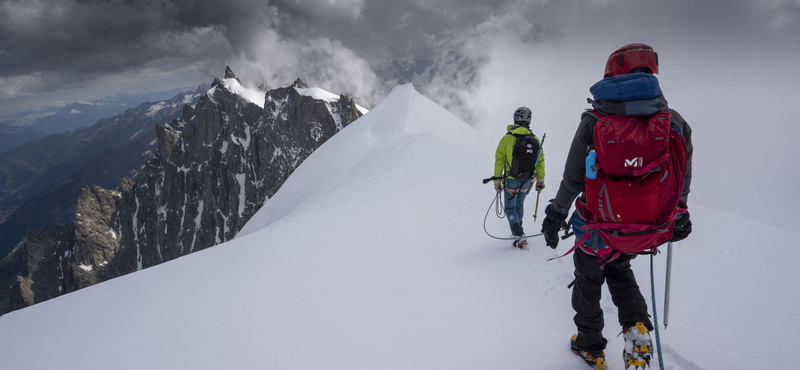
(664, 241, 674, 329)
(482, 176, 504, 184)
(530, 133, 546, 222)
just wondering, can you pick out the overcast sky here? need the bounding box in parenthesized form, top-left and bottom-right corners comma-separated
(1, 0, 799, 229)
(1, 0, 795, 115)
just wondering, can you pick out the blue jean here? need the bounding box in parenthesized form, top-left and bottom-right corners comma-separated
(504, 177, 533, 236)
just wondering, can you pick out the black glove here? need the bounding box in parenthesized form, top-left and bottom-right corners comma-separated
(541, 204, 568, 249)
(671, 212, 692, 242)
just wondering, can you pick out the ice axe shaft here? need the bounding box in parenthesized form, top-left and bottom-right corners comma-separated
(532, 190, 541, 222)
(664, 241, 674, 329)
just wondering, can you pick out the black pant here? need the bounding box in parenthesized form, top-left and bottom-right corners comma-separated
(571, 249, 653, 356)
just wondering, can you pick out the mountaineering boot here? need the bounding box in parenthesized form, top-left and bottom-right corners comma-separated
(623, 322, 652, 369)
(571, 335, 605, 370)
(512, 235, 528, 250)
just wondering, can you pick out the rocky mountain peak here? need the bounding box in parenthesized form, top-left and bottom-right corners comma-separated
(224, 66, 242, 84)
(155, 123, 179, 164)
(292, 78, 308, 89)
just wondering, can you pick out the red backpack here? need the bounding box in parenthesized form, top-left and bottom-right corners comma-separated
(573, 110, 688, 255)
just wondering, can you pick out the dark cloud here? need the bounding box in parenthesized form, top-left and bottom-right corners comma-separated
(252, 0, 566, 120)
(1, 0, 798, 117)
(0, 0, 280, 98)
(0, 0, 555, 116)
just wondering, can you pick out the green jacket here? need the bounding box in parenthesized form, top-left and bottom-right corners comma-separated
(494, 125, 545, 182)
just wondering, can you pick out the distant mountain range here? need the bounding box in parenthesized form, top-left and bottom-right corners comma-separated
(0, 88, 195, 157)
(0, 124, 46, 155)
(0, 88, 195, 134)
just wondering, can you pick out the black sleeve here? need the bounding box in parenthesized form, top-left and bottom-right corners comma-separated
(552, 112, 598, 214)
(668, 108, 693, 202)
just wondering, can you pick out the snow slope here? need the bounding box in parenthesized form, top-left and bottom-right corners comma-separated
(0, 84, 797, 370)
(218, 77, 266, 108)
(296, 86, 370, 115)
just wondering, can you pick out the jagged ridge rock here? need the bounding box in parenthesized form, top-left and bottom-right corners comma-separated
(5, 71, 364, 313)
(0, 84, 208, 260)
(5, 229, 61, 313)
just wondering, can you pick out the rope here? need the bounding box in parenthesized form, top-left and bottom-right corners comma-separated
(483, 193, 543, 241)
(650, 253, 666, 370)
(495, 190, 505, 218)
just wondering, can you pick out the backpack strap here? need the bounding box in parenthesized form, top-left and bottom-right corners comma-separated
(585, 110, 606, 120)
(547, 230, 591, 262)
(506, 126, 536, 139)
(633, 153, 669, 177)
(546, 226, 623, 280)
(508, 125, 527, 134)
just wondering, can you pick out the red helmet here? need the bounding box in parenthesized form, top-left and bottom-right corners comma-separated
(604, 43, 659, 78)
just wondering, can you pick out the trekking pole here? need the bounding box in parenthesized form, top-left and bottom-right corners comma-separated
(532, 190, 542, 222)
(664, 241, 674, 329)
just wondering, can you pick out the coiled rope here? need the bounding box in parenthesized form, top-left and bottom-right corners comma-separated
(483, 192, 543, 240)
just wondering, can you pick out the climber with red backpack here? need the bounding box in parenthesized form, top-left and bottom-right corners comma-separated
(541, 44, 693, 370)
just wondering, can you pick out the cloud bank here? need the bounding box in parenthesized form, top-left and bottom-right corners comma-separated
(3, 0, 797, 118)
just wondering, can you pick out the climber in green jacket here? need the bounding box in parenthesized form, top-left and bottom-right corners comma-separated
(493, 106, 545, 246)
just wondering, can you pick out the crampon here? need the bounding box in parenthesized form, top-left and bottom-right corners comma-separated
(571, 335, 605, 370)
(623, 322, 652, 369)
(512, 236, 528, 250)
